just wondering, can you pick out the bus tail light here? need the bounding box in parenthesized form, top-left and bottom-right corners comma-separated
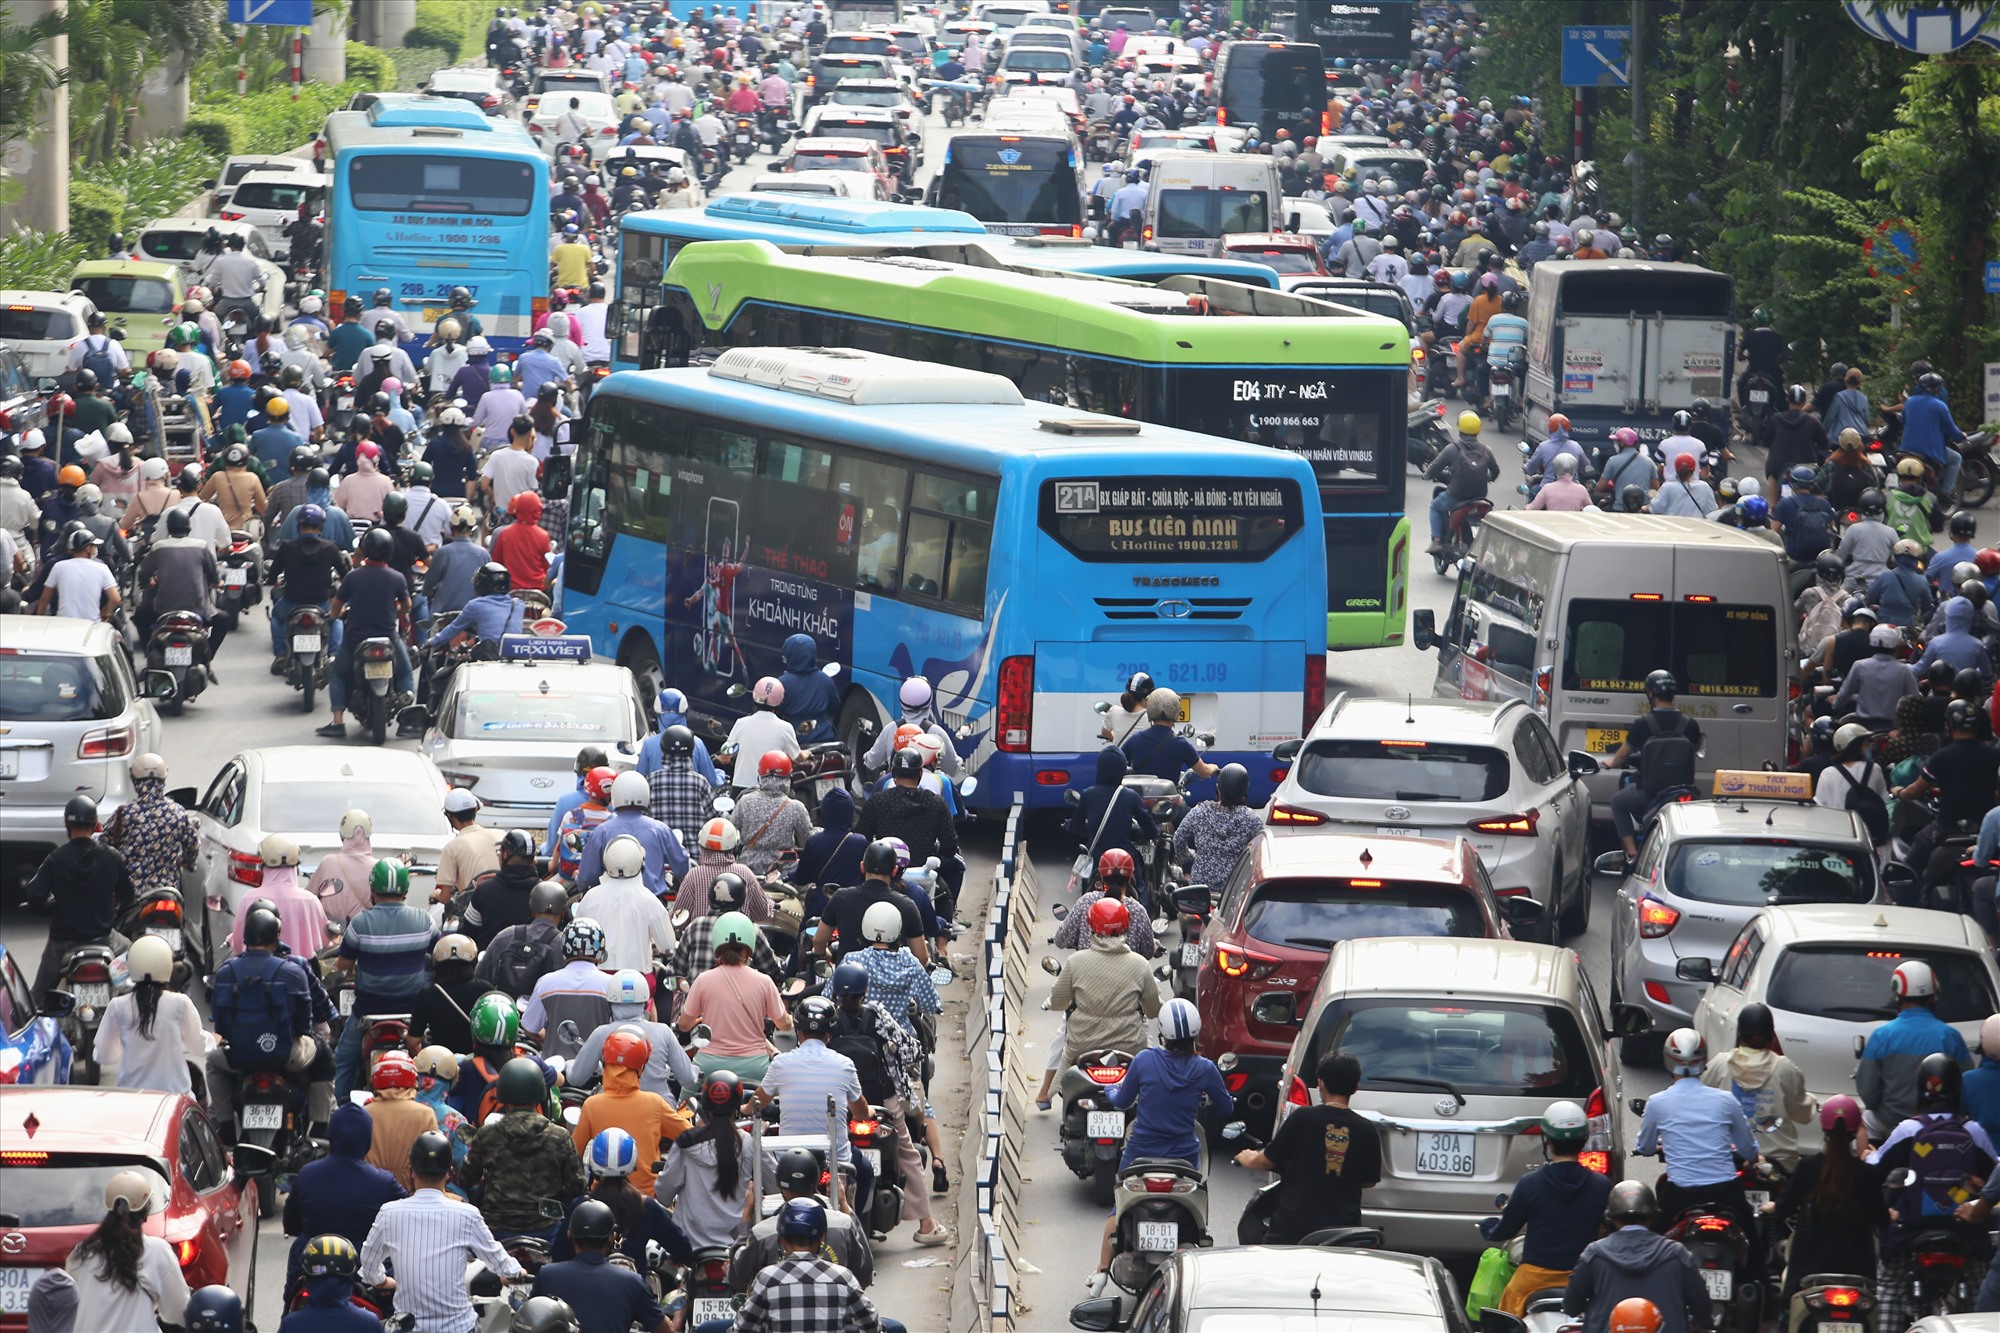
(1303, 654, 1324, 731)
(996, 655, 1033, 752)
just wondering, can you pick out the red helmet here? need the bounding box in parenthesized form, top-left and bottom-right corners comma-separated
(1977, 548, 2000, 577)
(584, 765, 618, 802)
(47, 393, 75, 417)
(1086, 896, 1131, 937)
(603, 1029, 651, 1071)
(893, 722, 924, 750)
(370, 1051, 418, 1091)
(758, 750, 793, 778)
(1097, 849, 1136, 883)
(227, 359, 253, 381)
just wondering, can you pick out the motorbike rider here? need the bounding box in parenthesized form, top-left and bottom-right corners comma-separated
(405, 934, 490, 1057)
(459, 827, 542, 950)
(1601, 670, 1703, 862)
(1761, 385, 1830, 483)
(528, 1198, 668, 1333)
(63, 1169, 191, 1331)
(97, 933, 203, 1093)
(277, 1233, 380, 1333)
(646, 724, 716, 839)
(1873, 1053, 1997, 1328)
(568, 1029, 689, 1199)
(362, 1052, 442, 1194)
(656, 1069, 769, 1254)
(1095, 992, 1229, 1220)
(1596, 425, 1660, 500)
(719, 677, 801, 791)
(1564, 1184, 1711, 1333)
(1424, 411, 1499, 555)
(362, 1131, 530, 1328)
(208, 900, 330, 1141)
(827, 960, 951, 1246)
(862, 676, 963, 780)
(577, 834, 678, 974)
(425, 506, 487, 619)
(732, 751, 816, 877)
(1648, 453, 1717, 519)
(1122, 686, 1218, 783)
(570, 970, 699, 1100)
(461, 1057, 588, 1241)
(730, 1199, 882, 1333)
(844, 903, 941, 1040)
(25, 794, 133, 1001)
(1895, 699, 2000, 906)
(637, 685, 722, 784)
(823, 839, 930, 965)
(575, 770, 688, 893)
(754, 997, 879, 1220)
(446, 993, 527, 1121)
(1857, 960, 1974, 1138)
(1172, 762, 1262, 893)
(328, 859, 436, 1101)
(523, 919, 614, 1060)
(420, 560, 527, 707)
(1900, 370, 1966, 501)
(1529, 452, 1593, 511)
(676, 817, 772, 922)
(1046, 895, 1161, 1088)
(1481, 1101, 1616, 1313)
(1776, 466, 1838, 563)
(1634, 1029, 1760, 1229)
(674, 869, 782, 984)
(309, 808, 378, 924)
(856, 747, 961, 916)
(101, 753, 199, 895)
(283, 1111, 405, 1285)
(435, 789, 501, 903)
(1767, 1095, 1887, 1318)
(132, 506, 221, 654)
(1233, 1050, 1381, 1242)
(729, 1147, 875, 1291)
(317, 526, 415, 739)
(1699, 1003, 1816, 1168)
(775, 632, 840, 743)
(1654, 410, 1708, 480)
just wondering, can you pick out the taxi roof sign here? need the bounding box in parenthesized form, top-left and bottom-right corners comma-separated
(1711, 769, 1814, 802)
(500, 633, 592, 662)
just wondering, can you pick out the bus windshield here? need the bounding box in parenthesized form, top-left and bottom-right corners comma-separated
(936, 139, 1081, 226)
(346, 154, 537, 215)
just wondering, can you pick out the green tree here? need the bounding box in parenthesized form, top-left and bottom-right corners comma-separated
(65, 0, 225, 164)
(0, 6, 66, 150)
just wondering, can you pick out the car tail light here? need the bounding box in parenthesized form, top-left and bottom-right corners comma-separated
(1303, 654, 1324, 731)
(996, 655, 1032, 752)
(1636, 896, 1679, 938)
(228, 849, 265, 888)
(482, 95, 499, 109)
(1468, 811, 1539, 836)
(1216, 108, 1226, 126)
(529, 122, 545, 134)
(1142, 225, 1154, 243)
(1035, 770, 1070, 785)
(1534, 667, 1552, 713)
(79, 723, 135, 759)
(0, 1150, 49, 1163)
(1084, 1065, 1125, 1084)
(1286, 1074, 1309, 1106)
(1223, 1071, 1248, 1093)
(220, 211, 246, 221)
(1216, 945, 1280, 979)
(174, 1237, 202, 1268)
(600, 126, 617, 135)
(1267, 804, 1325, 826)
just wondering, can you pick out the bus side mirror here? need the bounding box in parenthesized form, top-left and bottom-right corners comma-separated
(541, 453, 571, 500)
(1411, 608, 1437, 650)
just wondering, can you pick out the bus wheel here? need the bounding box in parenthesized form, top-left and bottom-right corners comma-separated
(836, 690, 885, 800)
(620, 635, 665, 713)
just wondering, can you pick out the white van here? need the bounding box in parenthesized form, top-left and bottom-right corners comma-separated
(1141, 150, 1282, 256)
(224, 170, 326, 259)
(1411, 511, 1795, 819)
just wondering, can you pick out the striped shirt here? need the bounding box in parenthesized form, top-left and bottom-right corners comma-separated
(762, 1039, 863, 1164)
(360, 1188, 522, 1333)
(338, 902, 437, 1013)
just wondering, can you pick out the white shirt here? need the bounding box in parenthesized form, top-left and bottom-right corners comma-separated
(577, 873, 678, 972)
(1366, 252, 1410, 286)
(96, 989, 205, 1093)
(761, 1039, 863, 1163)
(663, 82, 696, 114)
(721, 711, 802, 789)
(172, 495, 232, 553)
(1815, 757, 1889, 812)
(693, 113, 725, 147)
(66, 1233, 189, 1333)
(361, 1189, 523, 1333)
(574, 302, 611, 363)
(402, 486, 452, 547)
(282, 387, 324, 436)
(44, 555, 118, 620)
(481, 446, 542, 513)
(1656, 432, 1706, 473)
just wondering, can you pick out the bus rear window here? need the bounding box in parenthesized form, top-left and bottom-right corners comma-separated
(936, 139, 1080, 225)
(1218, 47, 1323, 121)
(345, 154, 536, 216)
(1563, 600, 1777, 697)
(1038, 475, 1301, 562)
(1155, 189, 1269, 238)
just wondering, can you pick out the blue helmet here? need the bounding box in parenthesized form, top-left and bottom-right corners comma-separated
(588, 1127, 640, 1178)
(1740, 495, 1770, 522)
(830, 961, 870, 998)
(778, 1198, 828, 1242)
(297, 503, 326, 529)
(657, 686, 687, 716)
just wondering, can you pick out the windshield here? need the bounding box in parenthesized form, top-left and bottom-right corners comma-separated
(1218, 46, 1323, 128)
(1229, 245, 1322, 275)
(449, 688, 635, 740)
(814, 120, 900, 148)
(1038, 474, 1303, 562)
(831, 88, 905, 107)
(1663, 841, 1874, 906)
(791, 152, 874, 173)
(815, 58, 890, 87)
(1169, 366, 1402, 488)
(1563, 600, 1778, 697)
(1295, 739, 1509, 802)
(1768, 946, 1996, 1025)
(1244, 880, 1487, 949)
(1155, 188, 1270, 238)
(0, 1160, 169, 1227)
(1315, 999, 1599, 1098)
(936, 138, 1081, 225)
(261, 783, 450, 837)
(535, 73, 604, 93)
(0, 652, 124, 722)
(232, 179, 314, 211)
(138, 230, 203, 262)
(1005, 48, 1075, 70)
(73, 276, 174, 314)
(345, 154, 536, 216)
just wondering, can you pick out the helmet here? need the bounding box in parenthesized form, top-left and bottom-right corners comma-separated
(1947, 698, 1982, 731)
(1897, 457, 1928, 481)
(498, 1056, 548, 1108)
(1789, 464, 1817, 488)
(699, 1069, 744, 1116)
(297, 503, 326, 529)
(1672, 411, 1692, 432)
(258, 833, 300, 868)
(1818, 1093, 1863, 1134)
(1610, 426, 1640, 450)
(1983, 1013, 2000, 1060)
(1735, 1002, 1776, 1048)
(529, 880, 568, 919)
(1786, 384, 1808, 406)
(412, 1129, 457, 1179)
(587, 1125, 642, 1181)
(609, 770, 649, 809)
(1145, 688, 1181, 722)
(890, 747, 924, 780)
(1457, 410, 1483, 435)
(701, 818, 741, 852)
(602, 835, 646, 880)
(300, 1234, 359, 1280)
(715, 911, 757, 951)
(499, 828, 534, 864)
(709, 872, 747, 911)
(1833, 722, 1873, 753)
(227, 358, 253, 381)
(568, 1199, 617, 1247)
(57, 464, 87, 490)
(1097, 848, 1136, 883)
(63, 793, 99, 830)
(474, 561, 511, 597)
(1642, 670, 1677, 701)
(662, 724, 696, 759)
(1979, 549, 2000, 576)
(584, 765, 618, 802)
(758, 750, 793, 778)
(830, 962, 870, 999)
(104, 1168, 156, 1216)
(432, 933, 477, 965)
(1662, 1027, 1706, 1077)
(862, 900, 905, 944)
(1740, 495, 1769, 522)
(752, 676, 785, 706)
(795, 995, 839, 1039)
(1951, 511, 1979, 539)
(360, 526, 394, 562)
(1541, 1099, 1589, 1146)
(1216, 763, 1250, 805)
(1894, 958, 1938, 999)
(899, 676, 933, 708)
(1918, 372, 1947, 395)
(241, 908, 282, 951)
(381, 492, 408, 525)
(602, 1028, 651, 1071)
(775, 1147, 821, 1195)
(414, 1045, 459, 1081)
(1551, 454, 1578, 477)
(563, 918, 607, 962)
(1160, 997, 1201, 1041)
(1609, 1300, 1663, 1333)
(1604, 1179, 1658, 1227)
(371, 1050, 419, 1091)
(370, 859, 410, 899)
(1546, 413, 1571, 433)
(1957, 669, 1988, 702)
(1086, 896, 1131, 938)
(1918, 1051, 1963, 1112)
(778, 1198, 829, 1243)
(128, 935, 174, 984)
(470, 992, 520, 1046)
(607, 970, 648, 1009)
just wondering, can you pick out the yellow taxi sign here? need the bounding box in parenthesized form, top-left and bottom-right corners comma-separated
(1712, 769, 1814, 801)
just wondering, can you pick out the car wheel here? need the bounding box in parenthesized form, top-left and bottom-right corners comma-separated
(1559, 857, 1591, 936)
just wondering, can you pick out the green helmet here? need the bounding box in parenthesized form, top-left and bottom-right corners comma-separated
(381, 491, 409, 525)
(176, 321, 203, 345)
(409, 461, 434, 486)
(715, 911, 756, 951)
(469, 992, 520, 1047)
(497, 1056, 547, 1108)
(1540, 1099, 1589, 1146)
(224, 423, 249, 444)
(1752, 306, 1773, 325)
(370, 859, 410, 898)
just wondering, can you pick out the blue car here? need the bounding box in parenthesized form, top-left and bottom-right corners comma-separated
(0, 942, 72, 1085)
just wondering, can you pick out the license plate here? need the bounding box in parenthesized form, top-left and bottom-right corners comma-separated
(1137, 1220, 1178, 1251)
(0, 1268, 51, 1315)
(1413, 1131, 1474, 1176)
(1375, 825, 1423, 837)
(1177, 695, 1193, 723)
(292, 634, 322, 654)
(1749, 389, 1769, 404)
(147, 927, 182, 953)
(1583, 726, 1626, 754)
(1086, 1110, 1126, 1139)
(1818, 1325, 1860, 1333)
(242, 1103, 284, 1130)
(338, 989, 355, 1016)
(0, 752, 15, 780)
(1702, 1269, 1733, 1301)
(224, 568, 249, 587)
(337, 395, 353, 412)
(363, 660, 394, 680)
(816, 777, 837, 799)
(1180, 943, 1201, 967)
(693, 1298, 735, 1324)
(735, 132, 752, 142)
(860, 1147, 880, 1175)
(71, 982, 109, 1008)
(1745, 1189, 1770, 1209)
(989, 223, 1040, 236)
(1492, 383, 1511, 397)
(166, 646, 193, 666)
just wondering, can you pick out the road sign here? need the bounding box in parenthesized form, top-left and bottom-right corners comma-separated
(226, 0, 312, 25)
(1864, 219, 1919, 279)
(1986, 261, 2000, 293)
(1562, 25, 1632, 88)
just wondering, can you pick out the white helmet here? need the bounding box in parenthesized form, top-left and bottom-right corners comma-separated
(339, 808, 373, 839)
(607, 971, 649, 1007)
(298, 294, 323, 314)
(911, 733, 944, 768)
(1145, 687, 1181, 722)
(609, 770, 649, 809)
(140, 457, 169, 480)
(128, 935, 175, 984)
(1894, 959, 1938, 1000)
(603, 833, 646, 878)
(899, 676, 933, 709)
(1161, 997, 1200, 1041)
(1833, 722, 1872, 753)
(467, 335, 492, 356)
(104, 1169, 157, 1217)
(130, 752, 167, 780)
(260, 834, 301, 867)
(1662, 1027, 1706, 1077)
(700, 817, 741, 852)
(862, 900, 905, 943)
(414, 1045, 460, 1080)
(432, 933, 477, 964)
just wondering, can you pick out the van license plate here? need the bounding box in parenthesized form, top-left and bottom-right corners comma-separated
(166, 646, 193, 666)
(1703, 1269, 1732, 1301)
(1413, 1131, 1474, 1175)
(1137, 1221, 1178, 1251)
(1086, 1111, 1125, 1139)
(243, 1104, 284, 1130)
(1583, 727, 1626, 754)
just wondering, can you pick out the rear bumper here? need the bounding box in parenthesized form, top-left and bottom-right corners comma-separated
(979, 751, 1287, 811)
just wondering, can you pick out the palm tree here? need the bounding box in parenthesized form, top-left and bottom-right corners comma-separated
(0, 6, 66, 151)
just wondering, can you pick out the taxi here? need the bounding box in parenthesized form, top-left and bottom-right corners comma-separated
(419, 634, 648, 833)
(66, 260, 185, 358)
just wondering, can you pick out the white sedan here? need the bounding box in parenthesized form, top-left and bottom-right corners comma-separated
(530, 90, 621, 159)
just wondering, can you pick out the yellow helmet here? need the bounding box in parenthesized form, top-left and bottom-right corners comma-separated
(1457, 410, 1484, 436)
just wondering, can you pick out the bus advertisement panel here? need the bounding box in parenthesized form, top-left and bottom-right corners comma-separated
(1300, 1, 1415, 64)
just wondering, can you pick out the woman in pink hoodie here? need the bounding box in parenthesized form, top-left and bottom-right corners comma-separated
(229, 835, 331, 960)
(309, 809, 379, 924)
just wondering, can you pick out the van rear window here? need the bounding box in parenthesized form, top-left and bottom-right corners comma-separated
(1563, 600, 1776, 697)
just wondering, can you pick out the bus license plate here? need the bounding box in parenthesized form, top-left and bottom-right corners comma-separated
(364, 660, 394, 680)
(1086, 1111, 1125, 1139)
(292, 635, 321, 655)
(166, 646, 193, 666)
(1703, 1269, 1733, 1301)
(242, 1104, 284, 1131)
(1137, 1221, 1178, 1251)
(1414, 1131, 1474, 1175)
(423, 306, 450, 325)
(693, 1298, 735, 1324)
(1584, 727, 1626, 754)
(1180, 943, 1201, 967)
(224, 568, 248, 587)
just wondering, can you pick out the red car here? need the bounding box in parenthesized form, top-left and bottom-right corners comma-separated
(1193, 830, 1534, 1125)
(0, 1087, 259, 1327)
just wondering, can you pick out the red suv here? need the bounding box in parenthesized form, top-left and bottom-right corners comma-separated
(1193, 830, 1536, 1124)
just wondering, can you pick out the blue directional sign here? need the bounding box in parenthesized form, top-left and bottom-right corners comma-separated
(1987, 261, 2000, 294)
(226, 0, 313, 25)
(1562, 25, 1633, 88)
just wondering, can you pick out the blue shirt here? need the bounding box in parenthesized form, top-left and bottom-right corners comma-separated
(1959, 1061, 2000, 1151)
(426, 537, 486, 615)
(1633, 1075, 1757, 1187)
(213, 383, 259, 433)
(337, 902, 436, 1013)
(250, 423, 305, 471)
(1104, 1045, 1233, 1168)
(515, 347, 566, 400)
(1858, 1007, 1972, 1128)
(425, 592, 524, 648)
(1902, 392, 1965, 465)
(1978, 804, 2000, 870)
(573, 808, 689, 891)
(529, 1252, 662, 1333)
(636, 713, 721, 785)
(1485, 312, 1528, 349)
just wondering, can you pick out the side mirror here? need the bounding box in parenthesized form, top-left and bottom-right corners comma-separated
(689, 1023, 712, 1050)
(539, 1197, 566, 1221)
(1050, 902, 1070, 921)
(1221, 1119, 1248, 1140)
(1250, 991, 1297, 1026)
(1566, 750, 1601, 780)
(396, 704, 430, 731)
(541, 453, 572, 499)
(38, 990, 77, 1018)
(1171, 883, 1211, 917)
(1041, 955, 1062, 975)
(1094, 700, 1112, 715)
(1882, 862, 1918, 896)
(1216, 1052, 1239, 1073)
(1411, 607, 1437, 650)
(1063, 788, 1082, 808)
(1610, 1003, 1652, 1038)
(1069, 1297, 1127, 1332)
(1629, 1097, 1648, 1116)
(1674, 957, 1717, 984)
(1593, 850, 1630, 877)
(167, 786, 197, 809)
(1479, 1311, 1529, 1333)
(1498, 895, 1545, 930)
(1271, 738, 1301, 763)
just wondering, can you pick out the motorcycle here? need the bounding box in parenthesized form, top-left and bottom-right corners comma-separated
(345, 636, 403, 744)
(1165, 883, 1214, 1003)
(1431, 490, 1492, 576)
(790, 738, 852, 820)
(142, 608, 212, 712)
(117, 885, 199, 991)
(1662, 1172, 1764, 1333)
(1787, 1273, 1875, 1333)
(54, 944, 119, 1084)
(1488, 345, 1527, 432)
(234, 1063, 315, 1218)
(1104, 1154, 1214, 1294)
(732, 116, 756, 164)
(681, 1246, 736, 1329)
(217, 529, 261, 627)
(323, 370, 359, 443)
(1051, 1035, 1137, 1205)
(1740, 370, 1778, 436)
(282, 603, 331, 712)
(848, 1105, 906, 1237)
(1408, 398, 1450, 472)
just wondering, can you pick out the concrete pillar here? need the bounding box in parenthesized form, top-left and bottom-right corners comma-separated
(0, 0, 69, 239)
(364, 0, 417, 48)
(303, 7, 347, 84)
(134, 51, 193, 142)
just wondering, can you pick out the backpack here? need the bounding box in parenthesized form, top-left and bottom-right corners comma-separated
(213, 955, 304, 1070)
(829, 1006, 894, 1104)
(77, 335, 119, 390)
(1637, 712, 1697, 799)
(1885, 488, 1937, 547)
(1899, 1114, 1988, 1222)
(1783, 495, 1836, 561)
(353, 346, 396, 405)
(1833, 760, 1891, 846)
(489, 922, 554, 998)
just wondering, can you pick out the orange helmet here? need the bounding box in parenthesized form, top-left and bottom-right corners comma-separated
(57, 464, 87, 488)
(1546, 413, 1571, 433)
(603, 1029, 651, 1071)
(1609, 1300, 1662, 1333)
(583, 765, 617, 802)
(228, 359, 253, 380)
(1086, 896, 1131, 937)
(893, 722, 924, 750)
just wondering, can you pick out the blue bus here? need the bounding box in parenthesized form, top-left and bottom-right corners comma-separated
(559, 347, 1328, 811)
(322, 98, 550, 354)
(608, 194, 1283, 371)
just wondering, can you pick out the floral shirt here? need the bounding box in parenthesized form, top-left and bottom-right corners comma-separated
(1172, 801, 1264, 896)
(101, 777, 200, 891)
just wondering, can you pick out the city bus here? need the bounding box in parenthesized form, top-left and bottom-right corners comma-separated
(648, 239, 1412, 649)
(321, 99, 549, 353)
(608, 195, 1285, 372)
(928, 131, 1086, 237)
(558, 347, 1328, 811)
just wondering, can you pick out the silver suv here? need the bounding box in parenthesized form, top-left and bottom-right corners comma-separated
(0, 615, 161, 861)
(1269, 694, 1599, 942)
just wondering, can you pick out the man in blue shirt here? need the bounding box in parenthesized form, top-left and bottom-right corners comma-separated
(249, 398, 305, 474)
(514, 330, 568, 401)
(1901, 372, 1966, 500)
(423, 561, 525, 653)
(424, 509, 487, 618)
(574, 771, 689, 893)
(328, 860, 436, 1099)
(318, 527, 413, 738)
(1858, 959, 1974, 1138)
(1928, 512, 1982, 586)
(212, 366, 259, 435)
(530, 1200, 662, 1333)
(1120, 688, 1217, 782)
(635, 685, 721, 784)
(1634, 1028, 1759, 1230)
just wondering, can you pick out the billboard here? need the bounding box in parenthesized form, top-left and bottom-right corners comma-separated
(1300, 0, 1414, 63)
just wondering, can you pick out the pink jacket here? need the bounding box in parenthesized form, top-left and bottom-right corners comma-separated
(231, 866, 331, 959)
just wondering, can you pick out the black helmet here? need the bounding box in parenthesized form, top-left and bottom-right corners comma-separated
(281, 363, 306, 389)
(360, 526, 394, 562)
(509, 1296, 581, 1333)
(497, 1057, 547, 1108)
(307, 466, 331, 489)
(775, 1146, 821, 1194)
(75, 368, 98, 392)
(1690, 398, 1712, 418)
(1956, 668, 1988, 702)
(372, 287, 393, 306)
(1216, 763, 1250, 805)
(830, 961, 869, 998)
(1605, 1179, 1658, 1227)
(183, 1285, 244, 1333)
(242, 907, 283, 950)
(662, 724, 695, 758)
(381, 492, 409, 525)
(1734, 1002, 1775, 1048)
(1643, 669, 1677, 701)
(63, 793, 99, 828)
(529, 880, 570, 918)
(410, 1130, 455, 1178)
(573, 746, 609, 775)
(289, 445, 316, 472)
(795, 995, 839, 1039)
(698, 1068, 744, 1117)
(709, 870, 747, 910)
(299, 1234, 359, 1280)
(1500, 290, 1523, 313)
(450, 285, 473, 308)
(475, 561, 511, 596)
(1858, 488, 1887, 518)
(499, 828, 535, 861)
(1946, 698, 1982, 732)
(568, 1198, 616, 1245)
(1814, 551, 1845, 584)
(863, 838, 900, 876)
(1927, 659, 1958, 691)
(1672, 410, 1691, 431)
(1951, 511, 1979, 540)
(1918, 1051, 1963, 1112)
(1619, 484, 1648, 512)
(374, 319, 398, 340)
(1785, 384, 1808, 406)
(177, 464, 203, 491)
(1918, 372, 1947, 396)
(890, 746, 924, 779)
(343, 294, 364, 315)
(166, 508, 193, 538)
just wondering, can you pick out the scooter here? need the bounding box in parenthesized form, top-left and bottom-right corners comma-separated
(1431, 490, 1492, 576)
(117, 885, 199, 991)
(1408, 398, 1451, 472)
(1165, 883, 1214, 1003)
(1740, 370, 1778, 436)
(848, 1104, 905, 1237)
(1050, 1033, 1136, 1205)
(142, 609, 212, 712)
(54, 944, 119, 1084)
(1104, 1155, 1212, 1293)
(216, 530, 261, 626)
(234, 1063, 315, 1218)
(345, 636, 403, 744)
(732, 116, 757, 163)
(1786, 1273, 1876, 1333)
(1488, 345, 1527, 431)
(1662, 1172, 1764, 1333)
(282, 604, 331, 712)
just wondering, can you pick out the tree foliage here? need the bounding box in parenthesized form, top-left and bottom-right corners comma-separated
(0, 6, 67, 150)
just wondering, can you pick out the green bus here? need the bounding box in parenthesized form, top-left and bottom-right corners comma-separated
(649, 239, 1412, 649)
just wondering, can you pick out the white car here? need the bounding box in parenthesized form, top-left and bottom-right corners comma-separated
(997, 44, 1080, 88)
(530, 90, 620, 158)
(427, 66, 511, 116)
(221, 170, 325, 260)
(0, 290, 98, 382)
(1685, 902, 2000, 1100)
(822, 78, 921, 132)
(749, 170, 872, 199)
(1129, 50, 1206, 92)
(132, 219, 287, 325)
(208, 154, 318, 217)
(419, 641, 648, 835)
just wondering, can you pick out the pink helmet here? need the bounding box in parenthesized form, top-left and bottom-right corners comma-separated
(382, 377, 402, 396)
(752, 676, 785, 707)
(1819, 1094, 1862, 1133)
(357, 441, 381, 461)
